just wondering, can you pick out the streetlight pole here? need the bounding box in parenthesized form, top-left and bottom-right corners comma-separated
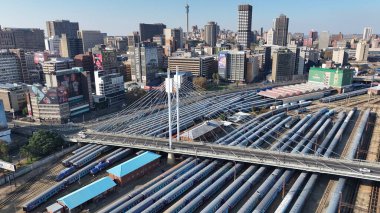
(166, 69, 173, 150)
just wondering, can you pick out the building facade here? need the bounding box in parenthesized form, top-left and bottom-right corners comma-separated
(363, 27, 373, 41)
(94, 70, 124, 105)
(0, 49, 24, 83)
(164, 28, 183, 56)
(0, 27, 45, 51)
(60, 34, 83, 58)
(204, 22, 218, 47)
(237, 4, 253, 48)
(78, 30, 104, 53)
(271, 48, 294, 82)
(46, 20, 79, 38)
(355, 40, 369, 62)
(168, 55, 216, 78)
(273, 14, 289, 46)
(139, 23, 166, 42)
(332, 48, 348, 65)
(308, 67, 353, 88)
(218, 50, 246, 82)
(318, 31, 330, 49)
(0, 83, 27, 112)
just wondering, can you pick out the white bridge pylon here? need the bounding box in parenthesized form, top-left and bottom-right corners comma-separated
(165, 66, 182, 149)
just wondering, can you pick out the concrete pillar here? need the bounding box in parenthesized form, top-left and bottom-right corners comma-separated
(167, 153, 176, 164)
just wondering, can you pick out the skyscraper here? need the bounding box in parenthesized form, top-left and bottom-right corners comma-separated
(237, 4, 253, 48)
(274, 14, 289, 46)
(266, 28, 275, 45)
(363, 27, 373, 41)
(0, 27, 45, 51)
(332, 48, 348, 66)
(59, 34, 83, 58)
(271, 48, 294, 82)
(319, 31, 330, 49)
(164, 28, 183, 56)
(46, 20, 79, 38)
(356, 40, 369, 62)
(204, 22, 218, 47)
(77, 30, 105, 52)
(139, 23, 166, 42)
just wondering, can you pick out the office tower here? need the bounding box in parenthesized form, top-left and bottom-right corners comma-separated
(94, 70, 124, 105)
(60, 34, 83, 58)
(104, 36, 127, 51)
(253, 46, 271, 73)
(130, 43, 162, 86)
(319, 31, 330, 49)
(74, 54, 94, 73)
(260, 27, 263, 37)
(271, 48, 294, 82)
(92, 45, 118, 73)
(274, 14, 289, 46)
(0, 27, 45, 51)
(168, 55, 216, 77)
(356, 40, 369, 62)
(9, 49, 30, 83)
(78, 30, 105, 52)
(185, 4, 190, 36)
(204, 22, 218, 47)
(363, 27, 373, 40)
(164, 28, 183, 56)
(332, 48, 348, 65)
(309, 30, 318, 42)
(246, 55, 261, 83)
(46, 20, 79, 38)
(0, 50, 24, 83)
(218, 50, 246, 82)
(287, 44, 305, 76)
(266, 28, 275, 45)
(46, 36, 61, 55)
(127, 32, 140, 48)
(237, 4, 253, 48)
(139, 23, 166, 42)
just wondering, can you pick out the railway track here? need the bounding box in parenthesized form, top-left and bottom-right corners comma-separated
(0, 158, 64, 210)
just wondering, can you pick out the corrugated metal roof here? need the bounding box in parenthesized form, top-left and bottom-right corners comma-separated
(57, 177, 116, 209)
(107, 151, 161, 178)
(181, 120, 221, 139)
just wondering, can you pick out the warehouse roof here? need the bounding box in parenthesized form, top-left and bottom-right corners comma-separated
(180, 120, 222, 140)
(107, 151, 161, 177)
(57, 176, 116, 210)
(258, 83, 331, 99)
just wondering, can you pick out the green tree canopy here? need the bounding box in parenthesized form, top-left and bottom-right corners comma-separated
(0, 140, 9, 160)
(26, 130, 65, 158)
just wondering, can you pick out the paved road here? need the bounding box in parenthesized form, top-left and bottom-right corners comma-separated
(65, 132, 380, 182)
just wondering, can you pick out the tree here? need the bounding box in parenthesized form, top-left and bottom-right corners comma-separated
(193, 77, 207, 90)
(212, 73, 220, 86)
(22, 106, 29, 117)
(25, 130, 65, 158)
(0, 140, 9, 160)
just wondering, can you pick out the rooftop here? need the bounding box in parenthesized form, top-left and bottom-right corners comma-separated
(258, 83, 331, 99)
(181, 120, 222, 140)
(107, 151, 161, 177)
(310, 67, 352, 73)
(57, 176, 116, 210)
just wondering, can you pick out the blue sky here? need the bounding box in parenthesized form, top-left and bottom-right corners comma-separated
(0, 0, 378, 36)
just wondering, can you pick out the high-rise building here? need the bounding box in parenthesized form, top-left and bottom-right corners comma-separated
(271, 48, 294, 82)
(332, 48, 348, 65)
(130, 42, 162, 86)
(78, 30, 105, 53)
(0, 83, 27, 112)
(253, 46, 271, 73)
(94, 70, 124, 105)
(9, 49, 30, 83)
(237, 4, 253, 48)
(266, 28, 275, 45)
(59, 34, 83, 58)
(363, 27, 373, 41)
(218, 50, 246, 82)
(46, 20, 79, 38)
(46, 36, 61, 55)
(92, 45, 118, 74)
(42, 58, 74, 74)
(168, 55, 216, 78)
(287, 44, 305, 76)
(356, 40, 369, 62)
(127, 32, 140, 48)
(0, 49, 24, 83)
(319, 31, 330, 49)
(0, 27, 45, 51)
(164, 28, 183, 56)
(139, 23, 166, 42)
(204, 22, 218, 47)
(74, 53, 94, 80)
(273, 14, 289, 46)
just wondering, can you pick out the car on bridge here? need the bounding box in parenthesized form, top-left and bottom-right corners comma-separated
(359, 168, 371, 173)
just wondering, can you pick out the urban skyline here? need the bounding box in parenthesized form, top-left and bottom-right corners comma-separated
(1, 0, 379, 36)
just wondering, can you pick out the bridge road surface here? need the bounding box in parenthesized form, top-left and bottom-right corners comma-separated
(64, 132, 380, 182)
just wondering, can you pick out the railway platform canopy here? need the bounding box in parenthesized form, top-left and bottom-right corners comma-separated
(57, 176, 116, 210)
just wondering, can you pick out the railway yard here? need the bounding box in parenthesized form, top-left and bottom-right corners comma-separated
(1, 83, 380, 213)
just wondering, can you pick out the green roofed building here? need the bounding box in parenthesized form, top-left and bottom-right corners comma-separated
(308, 67, 353, 88)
